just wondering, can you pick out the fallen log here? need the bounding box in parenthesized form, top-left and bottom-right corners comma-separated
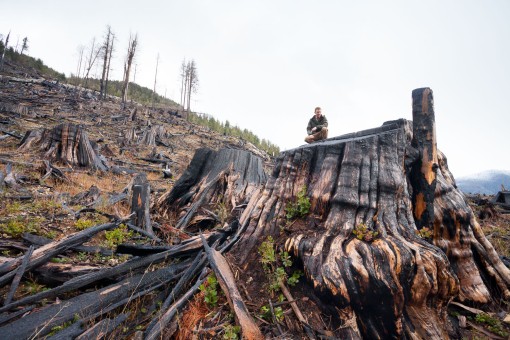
(0, 266, 181, 339)
(0, 305, 35, 327)
(201, 234, 264, 340)
(46, 321, 84, 340)
(32, 262, 100, 286)
(40, 160, 69, 182)
(144, 271, 207, 340)
(3, 245, 34, 306)
(22, 232, 113, 257)
(125, 222, 162, 243)
(0, 128, 22, 139)
(75, 313, 129, 340)
(0, 222, 120, 287)
(0, 242, 195, 313)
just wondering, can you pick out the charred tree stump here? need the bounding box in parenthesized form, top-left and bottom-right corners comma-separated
(139, 125, 165, 146)
(156, 148, 267, 231)
(218, 88, 510, 339)
(124, 127, 137, 144)
(130, 173, 154, 236)
(18, 123, 107, 170)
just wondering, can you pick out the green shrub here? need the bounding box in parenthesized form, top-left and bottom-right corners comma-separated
(352, 223, 379, 242)
(475, 313, 509, 337)
(285, 186, 311, 220)
(0, 218, 38, 237)
(74, 218, 98, 231)
(104, 224, 133, 248)
(258, 236, 303, 293)
(223, 324, 241, 339)
(48, 314, 80, 336)
(260, 305, 284, 322)
(199, 274, 219, 308)
(416, 227, 433, 239)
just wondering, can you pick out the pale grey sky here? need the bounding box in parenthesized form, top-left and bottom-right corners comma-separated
(2, 0, 510, 177)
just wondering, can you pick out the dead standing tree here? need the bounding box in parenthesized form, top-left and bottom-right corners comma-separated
(179, 59, 198, 118)
(0, 31, 10, 71)
(83, 38, 102, 88)
(158, 88, 510, 339)
(121, 33, 138, 106)
(99, 26, 114, 100)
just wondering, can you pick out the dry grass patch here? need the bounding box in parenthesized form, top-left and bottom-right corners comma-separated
(175, 293, 210, 340)
(482, 220, 510, 257)
(54, 171, 130, 196)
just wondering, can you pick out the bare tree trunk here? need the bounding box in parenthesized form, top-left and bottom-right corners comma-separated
(179, 59, 187, 110)
(0, 31, 10, 70)
(130, 173, 154, 236)
(121, 34, 138, 105)
(75, 45, 85, 79)
(183, 62, 190, 112)
(104, 34, 114, 99)
(151, 53, 159, 112)
(99, 26, 112, 99)
(83, 38, 101, 88)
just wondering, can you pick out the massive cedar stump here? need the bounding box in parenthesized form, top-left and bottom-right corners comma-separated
(18, 123, 107, 170)
(226, 88, 510, 339)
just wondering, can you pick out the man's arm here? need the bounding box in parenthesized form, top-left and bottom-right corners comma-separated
(306, 119, 314, 135)
(317, 116, 328, 130)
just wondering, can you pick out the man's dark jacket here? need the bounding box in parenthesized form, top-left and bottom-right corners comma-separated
(307, 115, 328, 135)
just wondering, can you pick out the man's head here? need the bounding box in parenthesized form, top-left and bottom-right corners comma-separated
(314, 107, 322, 118)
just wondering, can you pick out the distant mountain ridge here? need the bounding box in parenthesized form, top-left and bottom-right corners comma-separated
(456, 170, 510, 195)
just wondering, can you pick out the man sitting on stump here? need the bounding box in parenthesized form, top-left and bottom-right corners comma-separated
(305, 106, 328, 143)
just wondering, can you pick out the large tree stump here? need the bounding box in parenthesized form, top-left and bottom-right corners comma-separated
(223, 88, 510, 339)
(18, 123, 107, 170)
(157, 148, 267, 231)
(139, 125, 166, 146)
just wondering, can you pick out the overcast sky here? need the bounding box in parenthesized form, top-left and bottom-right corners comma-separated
(2, 0, 510, 177)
